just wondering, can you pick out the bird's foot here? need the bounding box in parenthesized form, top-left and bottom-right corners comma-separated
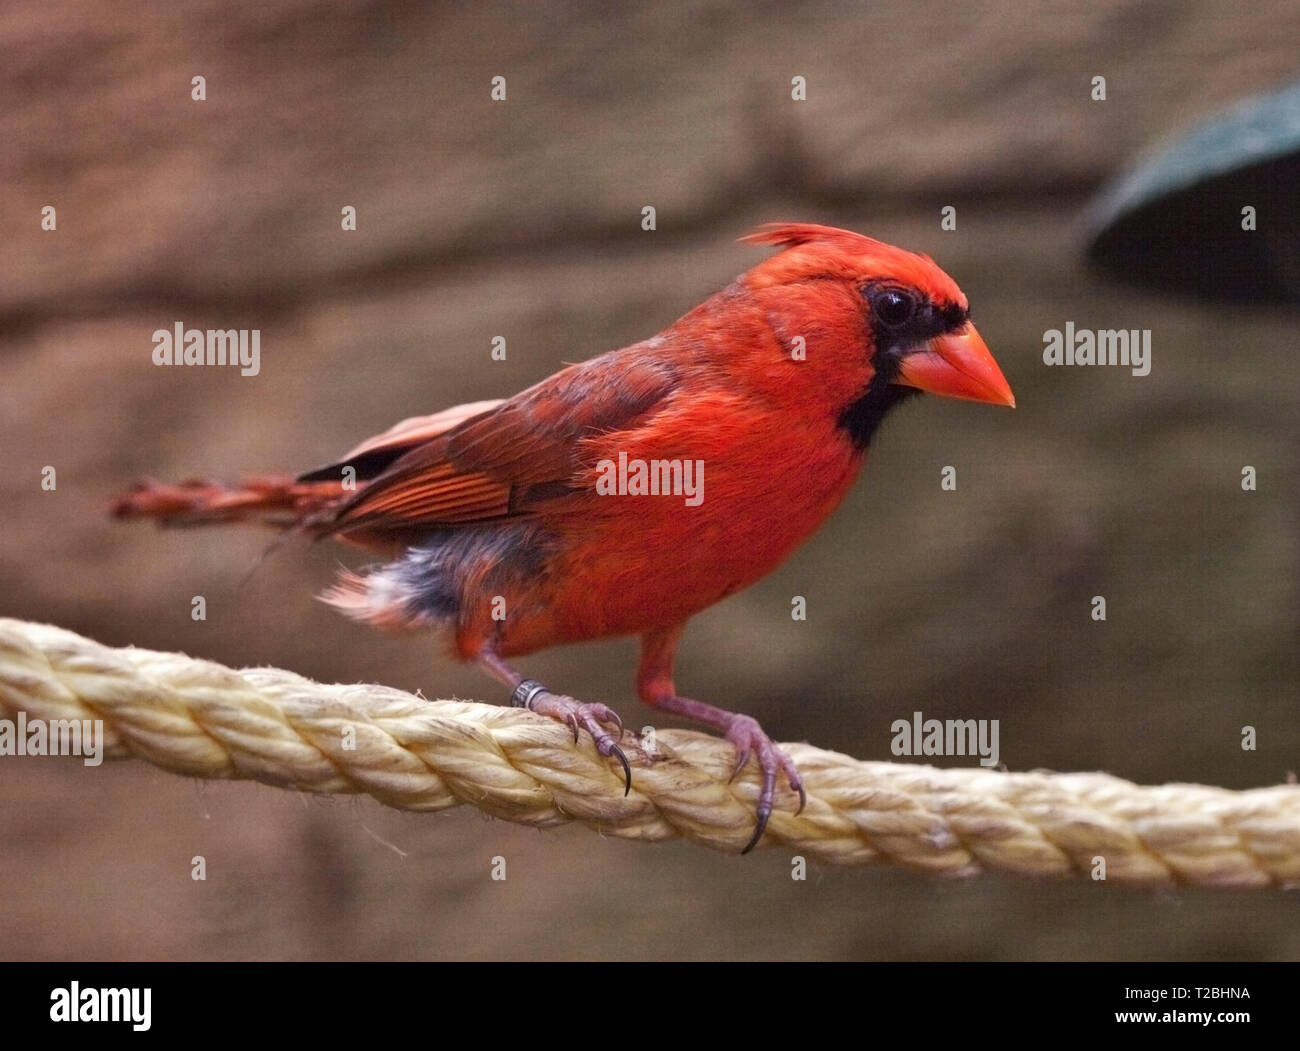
(723, 714, 807, 853)
(510, 679, 631, 794)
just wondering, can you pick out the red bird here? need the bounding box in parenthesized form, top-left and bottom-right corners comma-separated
(113, 223, 1014, 851)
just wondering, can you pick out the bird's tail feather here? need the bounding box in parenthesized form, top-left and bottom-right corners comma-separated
(109, 475, 346, 531)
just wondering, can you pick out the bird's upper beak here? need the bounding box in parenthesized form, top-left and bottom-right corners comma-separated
(893, 323, 1016, 408)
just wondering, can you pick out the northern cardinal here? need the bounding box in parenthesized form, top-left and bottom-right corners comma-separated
(113, 223, 1014, 851)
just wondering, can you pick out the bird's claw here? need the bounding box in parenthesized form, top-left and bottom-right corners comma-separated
(724, 715, 805, 854)
(525, 690, 632, 796)
(729, 744, 752, 783)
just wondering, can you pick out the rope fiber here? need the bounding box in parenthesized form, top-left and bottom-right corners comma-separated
(1, 617, 1297, 888)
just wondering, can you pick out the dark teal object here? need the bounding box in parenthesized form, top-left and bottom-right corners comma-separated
(1085, 82, 1300, 302)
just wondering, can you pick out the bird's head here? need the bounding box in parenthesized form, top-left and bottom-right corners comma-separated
(740, 223, 1014, 446)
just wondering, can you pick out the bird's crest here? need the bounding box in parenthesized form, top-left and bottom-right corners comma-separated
(740, 222, 963, 308)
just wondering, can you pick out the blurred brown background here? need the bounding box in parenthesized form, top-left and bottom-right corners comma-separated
(2, 0, 1298, 960)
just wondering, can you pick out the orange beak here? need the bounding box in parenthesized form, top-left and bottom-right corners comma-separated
(893, 323, 1015, 408)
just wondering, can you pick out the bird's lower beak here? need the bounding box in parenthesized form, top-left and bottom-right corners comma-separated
(893, 323, 1016, 407)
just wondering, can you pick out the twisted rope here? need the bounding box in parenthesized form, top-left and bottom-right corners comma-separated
(0, 618, 1296, 888)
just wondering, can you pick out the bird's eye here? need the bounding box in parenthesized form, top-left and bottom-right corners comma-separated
(872, 289, 917, 328)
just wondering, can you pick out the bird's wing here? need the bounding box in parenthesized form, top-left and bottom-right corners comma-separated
(320, 351, 678, 535)
(297, 399, 506, 483)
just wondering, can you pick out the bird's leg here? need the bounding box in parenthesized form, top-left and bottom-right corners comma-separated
(476, 648, 630, 794)
(636, 624, 806, 853)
